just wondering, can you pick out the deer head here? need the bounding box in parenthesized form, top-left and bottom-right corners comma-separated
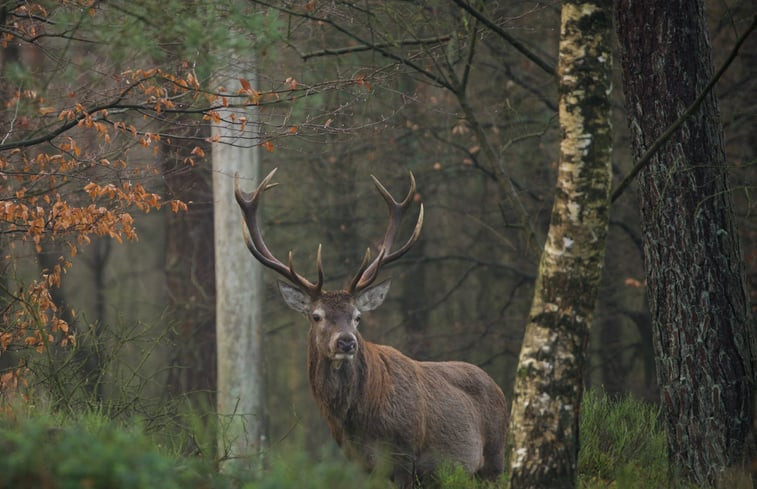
(234, 168, 424, 368)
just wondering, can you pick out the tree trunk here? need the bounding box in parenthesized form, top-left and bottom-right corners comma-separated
(162, 127, 216, 407)
(616, 1, 755, 485)
(213, 57, 266, 473)
(508, 2, 613, 488)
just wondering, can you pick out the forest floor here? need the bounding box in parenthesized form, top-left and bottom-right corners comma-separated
(0, 388, 750, 488)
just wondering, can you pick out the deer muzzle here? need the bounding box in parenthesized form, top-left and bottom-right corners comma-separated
(335, 334, 357, 356)
(330, 332, 358, 368)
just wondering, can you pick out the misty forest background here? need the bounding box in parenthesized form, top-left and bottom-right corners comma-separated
(0, 0, 754, 487)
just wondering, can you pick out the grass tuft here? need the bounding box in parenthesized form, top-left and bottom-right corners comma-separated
(578, 388, 669, 488)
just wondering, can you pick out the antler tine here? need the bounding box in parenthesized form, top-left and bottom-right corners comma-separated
(382, 202, 424, 262)
(306, 244, 324, 293)
(348, 247, 374, 292)
(234, 168, 323, 297)
(283, 246, 323, 297)
(349, 172, 424, 292)
(369, 171, 415, 250)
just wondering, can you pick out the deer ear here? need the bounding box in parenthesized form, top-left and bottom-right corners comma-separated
(277, 280, 311, 315)
(356, 280, 391, 312)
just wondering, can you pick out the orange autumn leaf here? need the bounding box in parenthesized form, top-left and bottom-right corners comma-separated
(624, 277, 644, 288)
(285, 77, 298, 90)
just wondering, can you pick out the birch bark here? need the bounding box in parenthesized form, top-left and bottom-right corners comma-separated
(508, 2, 613, 487)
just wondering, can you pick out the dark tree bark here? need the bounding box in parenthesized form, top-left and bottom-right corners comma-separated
(162, 135, 217, 405)
(616, 2, 755, 485)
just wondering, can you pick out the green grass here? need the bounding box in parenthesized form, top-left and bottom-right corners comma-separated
(434, 464, 506, 489)
(241, 449, 392, 489)
(0, 388, 686, 489)
(578, 388, 669, 488)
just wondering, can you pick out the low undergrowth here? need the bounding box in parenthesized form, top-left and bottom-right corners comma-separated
(578, 388, 669, 488)
(0, 411, 218, 489)
(0, 388, 719, 489)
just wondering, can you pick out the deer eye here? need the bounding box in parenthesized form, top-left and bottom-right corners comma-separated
(354, 314, 361, 324)
(312, 312, 322, 322)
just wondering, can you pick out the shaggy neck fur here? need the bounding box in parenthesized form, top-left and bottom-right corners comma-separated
(307, 330, 391, 434)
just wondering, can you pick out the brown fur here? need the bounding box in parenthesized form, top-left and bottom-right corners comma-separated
(305, 296, 508, 488)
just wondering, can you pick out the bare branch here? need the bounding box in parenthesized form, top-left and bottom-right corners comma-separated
(248, 0, 454, 90)
(302, 35, 451, 60)
(460, 19, 478, 93)
(456, 93, 542, 255)
(450, 0, 557, 78)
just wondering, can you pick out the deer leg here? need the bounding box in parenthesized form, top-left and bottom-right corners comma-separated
(389, 457, 421, 489)
(476, 435, 505, 481)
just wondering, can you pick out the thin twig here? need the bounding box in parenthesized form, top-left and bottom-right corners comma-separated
(460, 19, 479, 93)
(451, 0, 557, 78)
(302, 35, 451, 60)
(248, 0, 454, 89)
(1, 87, 22, 145)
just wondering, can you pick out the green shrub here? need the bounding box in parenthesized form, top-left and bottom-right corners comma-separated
(578, 388, 669, 488)
(0, 388, 681, 489)
(0, 413, 215, 489)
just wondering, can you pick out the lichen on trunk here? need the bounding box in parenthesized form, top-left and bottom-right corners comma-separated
(508, 1, 613, 488)
(616, 1, 755, 485)
(213, 55, 266, 474)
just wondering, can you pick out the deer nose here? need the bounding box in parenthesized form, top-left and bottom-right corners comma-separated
(336, 335, 357, 354)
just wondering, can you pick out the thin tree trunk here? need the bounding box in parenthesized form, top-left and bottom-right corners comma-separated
(616, 1, 755, 485)
(162, 127, 216, 407)
(80, 237, 111, 402)
(508, 1, 613, 487)
(213, 55, 266, 473)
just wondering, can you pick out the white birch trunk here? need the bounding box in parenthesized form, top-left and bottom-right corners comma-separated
(508, 1, 613, 487)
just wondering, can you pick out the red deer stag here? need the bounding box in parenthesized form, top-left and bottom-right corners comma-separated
(234, 169, 507, 488)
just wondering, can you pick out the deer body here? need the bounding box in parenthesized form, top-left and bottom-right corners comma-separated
(309, 335, 507, 485)
(235, 170, 508, 487)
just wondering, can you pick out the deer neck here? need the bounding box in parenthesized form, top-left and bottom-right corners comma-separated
(307, 332, 377, 419)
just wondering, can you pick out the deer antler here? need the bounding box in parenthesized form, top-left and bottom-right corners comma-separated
(348, 172, 424, 292)
(234, 168, 324, 298)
